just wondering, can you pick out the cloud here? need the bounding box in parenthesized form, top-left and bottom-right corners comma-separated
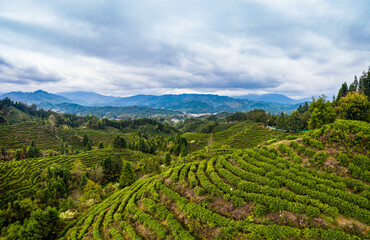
(0, 0, 369, 98)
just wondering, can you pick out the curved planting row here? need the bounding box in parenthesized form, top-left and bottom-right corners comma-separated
(59, 150, 367, 239)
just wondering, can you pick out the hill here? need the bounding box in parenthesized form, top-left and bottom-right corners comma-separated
(112, 93, 301, 114)
(0, 90, 72, 105)
(1, 90, 303, 115)
(0, 96, 369, 239)
(57, 91, 121, 106)
(57, 119, 370, 239)
(235, 93, 311, 104)
(38, 102, 183, 119)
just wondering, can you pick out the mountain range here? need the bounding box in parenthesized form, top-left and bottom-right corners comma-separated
(0, 90, 310, 117)
(234, 93, 311, 104)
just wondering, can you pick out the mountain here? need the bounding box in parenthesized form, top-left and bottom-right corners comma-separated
(38, 102, 182, 119)
(235, 93, 311, 104)
(1, 90, 302, 115)
(112, 94, 301, 114)
(0, 90, 72, 105)
(57, 91, 121, 106)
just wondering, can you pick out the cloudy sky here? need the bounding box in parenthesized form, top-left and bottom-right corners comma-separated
(0, 0, 369, 98)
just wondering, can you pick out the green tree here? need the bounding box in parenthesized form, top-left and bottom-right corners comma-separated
(113, 136, 126, 148)
(27, 140, 41, 158)
(79, 174, 88, 189)
(112, 153, 123, 177)
(19, 207, 60, 240)
(82, 134, 89, 147)
(119, 161, 136, 188)
(359, 68, 370, 98)
(102, 155, 113, 177)
(286, 110, 304, 131)
(85, 142, 92, 151)
(165, 152, 171, 166)
(42, 188, 51, 204)
(336, 92, 369, 121)
(1, 146, 5, 158)
(336, 82, 349, 102)
(308, 95, 336, 130)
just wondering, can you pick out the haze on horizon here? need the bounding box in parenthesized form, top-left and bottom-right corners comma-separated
(0, 0, 369, 99)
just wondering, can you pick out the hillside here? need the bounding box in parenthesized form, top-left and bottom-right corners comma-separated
(0, 90, 72, 105)
(39, 103, 183, 119)
(0, 98, 369, 239)
(56, 120, 369, 239)
(235, 93, 311, 104)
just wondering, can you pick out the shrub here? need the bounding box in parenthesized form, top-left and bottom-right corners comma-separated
(289, 141, 299, 149)
(336, 152, 349, 166)
(304, 148, 315, 158)
(253, 204, 268, 217)
(352, 155, 370, 170)
(297, 144, 306, 154)
(302, 136, 310, 145)
(293, 155, 303, 164)
(313, 151, 328, 167)
(194, 186, 206, 196)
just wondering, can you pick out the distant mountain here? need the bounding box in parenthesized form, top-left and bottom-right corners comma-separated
(113, 94, 300, 114)
(0, 90, 303, 115)
(235, 93, 311, 104)
(1, 90, 72, 105)
(57, 91, 121, 106)
(38, 102, 182, 119)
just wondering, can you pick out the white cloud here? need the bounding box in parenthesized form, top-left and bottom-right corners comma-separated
(0, 0, 369, 98)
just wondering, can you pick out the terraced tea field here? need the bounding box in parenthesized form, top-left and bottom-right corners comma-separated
(0, 121, 59, 150)
(0, 148, 155, 208)
(59, 145, 370, 239)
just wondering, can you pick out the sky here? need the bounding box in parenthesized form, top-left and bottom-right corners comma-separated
(0, 0, 369, 99)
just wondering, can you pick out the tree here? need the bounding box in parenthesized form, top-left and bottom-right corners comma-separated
(27, 140, 41, 158)
(119, 161, 136, 188)
(85, 142, 92, 151)
(165, 152, 171, 166)
(79, 174, 88, 189)
(336, 92, 369, 121)
(102, 155, 113, 176)
(80, 180, 103, 203)
(1, 146, 5, 157)
(112, 153, 123, 177)
(82, 134, 89, 147)
(336, 82, 349, 102)
(308, 95, 336, 130)
(286, 110, 304, 131)
(98, 142, 104, 149)
(276, 113, 287, 129)
(19, 206, 60, 240)
(113, 136, 126, 148)
(358, 68, 370, 98)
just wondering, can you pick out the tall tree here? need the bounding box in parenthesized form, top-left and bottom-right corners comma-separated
(113, 136, 126, 148)
(82, 134, 89, 147)
(119, 161, 136, 188)
(286, 110, 304, 131)
(336, 92, 369, 121)
(336, 82, 349, 102)
(308, 95, 336, 130)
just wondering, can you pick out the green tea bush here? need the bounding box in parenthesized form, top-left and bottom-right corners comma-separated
(194, 186, 206, 196)
(253, 204, 267, 217)
(313, 151, 328, 167)
(304, 148, 316, 158)
(302, 136, 310, 145)
(336, 152, 349, 166)
(293, 155, 303, 164)
(297, 144, 306, 154)
(289, 141, 299, 149)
